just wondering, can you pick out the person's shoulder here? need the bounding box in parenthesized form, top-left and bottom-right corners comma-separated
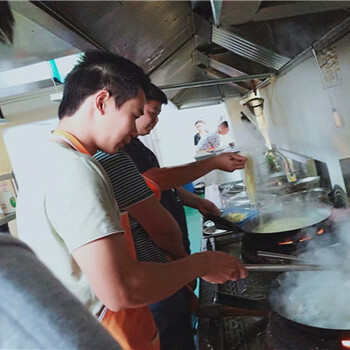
(47, 142, 89, 163)
(123, 138, 144, 158)
(48, 144, 104, 182)
(124, 138, 141, 150)
(94, 149, 130, 165)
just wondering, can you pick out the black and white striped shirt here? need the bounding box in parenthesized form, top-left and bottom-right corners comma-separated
(94, 150, 168, 263)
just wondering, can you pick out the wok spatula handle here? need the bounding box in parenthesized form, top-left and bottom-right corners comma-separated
(245, 264, 329, 272)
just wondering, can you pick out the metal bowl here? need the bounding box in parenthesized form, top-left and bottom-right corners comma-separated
(281, 187, 330, 203)
(291, 176, 320, 192)
(219, 180, 245, 195)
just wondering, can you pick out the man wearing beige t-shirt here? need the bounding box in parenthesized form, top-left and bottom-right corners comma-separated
(17, 50, 247, 346)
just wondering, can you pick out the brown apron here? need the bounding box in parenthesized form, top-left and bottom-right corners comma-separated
(101, 213, 160, 350)
(142, 174, 198, 313)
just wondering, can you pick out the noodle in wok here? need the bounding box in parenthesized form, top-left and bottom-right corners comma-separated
(244, 156, 256, 204)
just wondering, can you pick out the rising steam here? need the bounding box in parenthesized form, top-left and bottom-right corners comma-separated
(270, 219, 350, 329)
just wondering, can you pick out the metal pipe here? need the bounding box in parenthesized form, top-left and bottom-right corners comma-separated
(210, 0, 223, 27)
(244, 264, 327, 272)
(159, 73, 271, 91)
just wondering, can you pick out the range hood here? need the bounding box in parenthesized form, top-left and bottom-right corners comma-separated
(2, 1, 350, 109)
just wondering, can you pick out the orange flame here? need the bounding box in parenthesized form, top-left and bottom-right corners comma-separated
(299, 236, 312, 243)
(278, 240, 294, 246)
(341, 340, 350, 348)
(317, 228, 325, 235)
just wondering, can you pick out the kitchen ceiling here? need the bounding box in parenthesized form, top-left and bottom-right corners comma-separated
(3, 1, 350, 109)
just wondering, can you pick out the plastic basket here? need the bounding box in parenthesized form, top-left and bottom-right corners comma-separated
(221, 207, 258, 226)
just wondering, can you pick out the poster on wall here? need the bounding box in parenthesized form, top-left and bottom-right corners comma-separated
(317, 45, 342, 89)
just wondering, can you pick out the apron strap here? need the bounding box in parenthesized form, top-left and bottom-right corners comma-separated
(52, 130, 91, 156)
(142, 175, 161, 200)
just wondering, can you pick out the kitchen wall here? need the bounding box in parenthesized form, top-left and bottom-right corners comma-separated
(0, 95, 59, 236)
(226, 31, 350, 191)
(0, 95, 56, 170)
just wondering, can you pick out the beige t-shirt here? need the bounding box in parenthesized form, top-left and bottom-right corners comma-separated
(17, 142, 124, 315)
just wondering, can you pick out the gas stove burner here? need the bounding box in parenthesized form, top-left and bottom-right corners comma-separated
(241, 218, 337, 264)
(266, 313, 350, 350)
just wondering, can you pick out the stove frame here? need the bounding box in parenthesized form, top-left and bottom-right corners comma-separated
(197, 223, 349, 350)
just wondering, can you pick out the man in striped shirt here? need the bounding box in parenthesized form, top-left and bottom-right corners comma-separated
(94, 147, 195, 350)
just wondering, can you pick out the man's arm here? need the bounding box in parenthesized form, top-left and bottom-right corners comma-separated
(127, 195, 188, 260)
(142, 152, 247, 190)
(73, 234, 247, 312)
(176, 187, 221, 216)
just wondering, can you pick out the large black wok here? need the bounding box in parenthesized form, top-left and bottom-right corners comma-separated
(205, 207, 331, 240)
(242, 207, 330, 235)
(213, 273, 350, 341)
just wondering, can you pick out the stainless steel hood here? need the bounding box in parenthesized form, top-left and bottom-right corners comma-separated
(3, 1, 350, 109)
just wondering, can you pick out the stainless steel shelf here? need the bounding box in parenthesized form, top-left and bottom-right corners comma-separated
(0, 212, 16, 226)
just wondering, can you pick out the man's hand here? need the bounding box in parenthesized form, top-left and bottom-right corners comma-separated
(214, 153, 247, 172)
(200, 251, 248, 284)
(197, 197, 221, 216)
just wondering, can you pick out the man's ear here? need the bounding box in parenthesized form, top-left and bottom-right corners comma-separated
(95, 90, 110, 114)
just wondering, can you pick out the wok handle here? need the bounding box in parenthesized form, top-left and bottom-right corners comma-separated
(196, 304, 269, 317)
(203, 213, 243, 233)
(213, 291, 271, 311)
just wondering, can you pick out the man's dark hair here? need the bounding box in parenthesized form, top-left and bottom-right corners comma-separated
(58, 50, 150, 119)
(0, 2, 15, 44)
(195, 120, 204, 126)
(147, 83, 167, 105)
(219, 121, 229, 128)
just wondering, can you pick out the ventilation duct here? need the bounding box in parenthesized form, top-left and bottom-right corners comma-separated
(211, 26, 291, 70)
